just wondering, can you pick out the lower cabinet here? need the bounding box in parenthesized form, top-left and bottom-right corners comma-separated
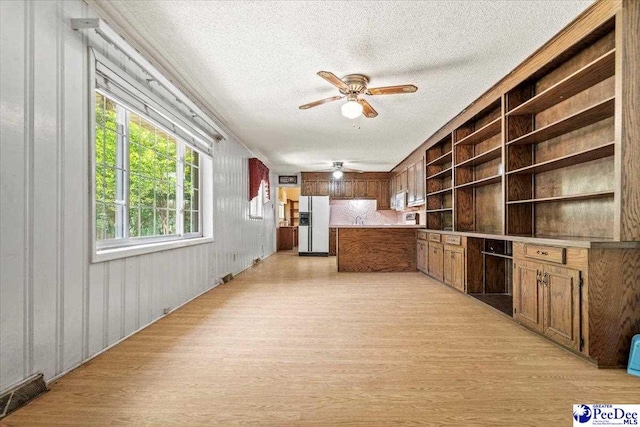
(416, 239, 428, 273)
(513, 259, 581, 351)
(427, 242, 444, 282)
(444, 245, 465, 292)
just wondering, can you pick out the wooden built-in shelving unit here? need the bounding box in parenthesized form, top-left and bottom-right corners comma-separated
(425, 135, 454, 230)
(407, 2, 640, 369)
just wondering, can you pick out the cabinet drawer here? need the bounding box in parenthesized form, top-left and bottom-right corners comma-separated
(428, 233, 441, 242)
(524, 244, 566, 264)
(444, 235, 461, 245)
(417, 231, 428, 241)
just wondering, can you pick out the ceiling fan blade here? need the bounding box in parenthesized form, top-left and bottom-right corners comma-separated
(358, 99, 378, 118)
(366, 85, 418, 95)
(317, 71, 349, 91)
(299, 95, 344, 110)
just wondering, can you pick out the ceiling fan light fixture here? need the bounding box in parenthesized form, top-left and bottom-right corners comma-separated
(332, 169, 344, 179)
(341, 99, 363, 119)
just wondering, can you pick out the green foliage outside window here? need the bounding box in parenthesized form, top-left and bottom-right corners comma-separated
(95, 92, 200, 243)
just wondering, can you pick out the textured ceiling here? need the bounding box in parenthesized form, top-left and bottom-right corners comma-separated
(89, 0, 593, 174)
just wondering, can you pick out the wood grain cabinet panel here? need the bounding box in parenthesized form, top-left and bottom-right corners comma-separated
(417, 240, 428, 273)
(301, 180, 315, 196)
(343, 179, 354, 199)
(366, 179, 380, 199)
(513, 259, 581, 350)
(513, 260, 543, 332)
(355, 180, 367, 198)
(543, 264, 581, 350)
(316, 180, 330, 196)
(407, 164, 416, 205)
(378, 179, 390, 209)
(444, 245, 465, 292)
(428, 242, 444, 282)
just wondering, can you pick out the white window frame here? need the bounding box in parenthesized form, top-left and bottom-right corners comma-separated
(249, 180, 267, 219)
(93, 90, 208, 259)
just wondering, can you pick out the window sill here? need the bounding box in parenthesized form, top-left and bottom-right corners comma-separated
(93, 236, 214, 263)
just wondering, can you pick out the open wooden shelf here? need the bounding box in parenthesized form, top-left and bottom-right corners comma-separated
(427, 166, 452, 180)
(507, 97, 615, 145)
(426, 151, 453, 166)
(507, 49, 615, 116)
(455, 117, 502, 146)
(455, 146, 502, 168)
(507, 142, 614, 175)
(506, 190, 614, 205)
(455, 174, 502, 189)
(426, 187, 453, 197)
(426, 208, 453, 213)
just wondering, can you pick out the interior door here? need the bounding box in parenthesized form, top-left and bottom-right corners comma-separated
(543, 265, 581, 350)
(513, 260, 542, 331)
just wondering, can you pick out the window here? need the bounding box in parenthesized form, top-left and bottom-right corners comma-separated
(249, 180, 267, 219)
(95, 91, 202, 249)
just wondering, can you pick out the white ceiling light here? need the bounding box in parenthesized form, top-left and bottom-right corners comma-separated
(341, 99, 363, 119)
(332, 169, 344, 179)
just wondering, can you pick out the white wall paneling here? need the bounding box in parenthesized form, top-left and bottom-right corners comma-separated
(0, 0, 275, 393)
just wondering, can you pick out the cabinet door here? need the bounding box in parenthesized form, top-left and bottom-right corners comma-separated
(428, 242, 444, 282)
(301, 180, 316, 196)
(513, 260, 543, 331)
(343, 179, 354, 199)
(407, 164, 416, 204)
(390, 177, 397, 209)
(444, 245, 465, 292)
(543, 265, 581, 350)
(417, 241, 428, 273)
(378, 179, 389, 209)
(316, 180, 330, 196)
(415, 157, 425, 203)
(366, 179, 380, 199)
(355, 180, 367, 198)
(398, 169, 408, 192)
(330, 180, 343, 198)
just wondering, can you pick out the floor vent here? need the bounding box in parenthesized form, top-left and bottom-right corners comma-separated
(0, 373, 48, 419)
(221, 273, 234, 283)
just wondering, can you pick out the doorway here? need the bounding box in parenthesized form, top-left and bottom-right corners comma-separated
(276, 187, 300, 251)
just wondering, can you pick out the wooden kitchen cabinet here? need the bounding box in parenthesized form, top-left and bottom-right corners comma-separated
(316, 180, 330, 196)
(377, 179, 389, 209)
(513, 259, 581, 351)
(355, 180, 367, 198)
(366, 179, 379, 200)
(407, 164, 416, 205)
(301, 180, 315, 196)
(444, 245, 465, 292)
(427, 241, 444, 282)
(416, 239, 428, 273)
(414, 157, 425, 205)
(398, 169, 408, 192)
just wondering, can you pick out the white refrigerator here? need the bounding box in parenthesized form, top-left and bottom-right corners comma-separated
(298, 196, 330, 256)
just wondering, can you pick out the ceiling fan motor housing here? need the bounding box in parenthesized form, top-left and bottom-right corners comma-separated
(339, 74, 369, 95)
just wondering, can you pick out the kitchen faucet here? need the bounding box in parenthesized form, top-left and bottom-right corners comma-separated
(354, 216, 364, 225)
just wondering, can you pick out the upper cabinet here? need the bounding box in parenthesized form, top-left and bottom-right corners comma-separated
(392, 156, 425, 210)
(300, 172, 390, 210)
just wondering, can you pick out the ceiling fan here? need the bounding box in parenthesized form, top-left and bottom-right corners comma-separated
(299, 71, 418, 119)
(316, 162, 363, 179)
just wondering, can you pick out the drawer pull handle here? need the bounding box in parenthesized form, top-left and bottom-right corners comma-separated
(537, 250, 549, 256)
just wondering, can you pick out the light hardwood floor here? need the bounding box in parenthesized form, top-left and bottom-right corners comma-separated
(4, 252, 639, 426)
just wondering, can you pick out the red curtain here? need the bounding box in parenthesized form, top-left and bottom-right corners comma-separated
(248, 158, 270, 201)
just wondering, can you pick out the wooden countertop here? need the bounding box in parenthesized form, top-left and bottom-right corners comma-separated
(332, 225, 425, 229)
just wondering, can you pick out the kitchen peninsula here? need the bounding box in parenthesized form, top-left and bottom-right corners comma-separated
(335, 225, 424, 272)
